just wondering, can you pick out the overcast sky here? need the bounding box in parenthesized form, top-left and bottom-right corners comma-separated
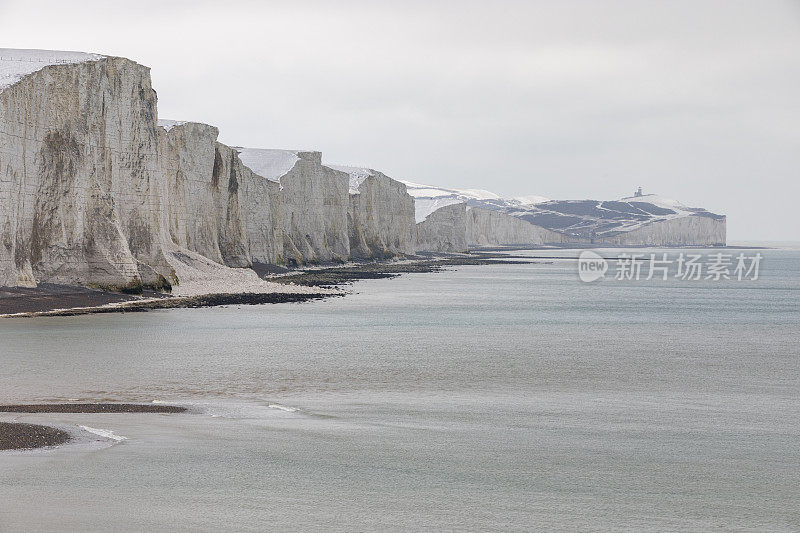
(1, 0, 798, 240)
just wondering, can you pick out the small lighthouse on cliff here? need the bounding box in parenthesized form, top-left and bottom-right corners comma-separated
(634, 186, 643, 197)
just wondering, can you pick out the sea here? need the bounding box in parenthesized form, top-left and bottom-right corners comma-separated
(1, 247, 798, 532)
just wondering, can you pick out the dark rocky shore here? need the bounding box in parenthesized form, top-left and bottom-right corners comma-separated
(0, 253, 533, 317)
(0, 284, 146, 315)
(270, 253, 536, 288)
(0, 422, 71, 451)
(0, 290, 334, 318)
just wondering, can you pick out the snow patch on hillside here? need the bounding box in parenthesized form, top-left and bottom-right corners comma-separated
(401, 180, 548, 222)
(620, 193, 687, 210)
(510, 195, 551, 206)
(401, 181, 499, 201)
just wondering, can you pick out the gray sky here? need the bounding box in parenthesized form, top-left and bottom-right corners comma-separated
(2, 0, 798, 240)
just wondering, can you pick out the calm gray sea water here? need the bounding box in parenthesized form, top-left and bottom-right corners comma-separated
(1, 248, 798, 532)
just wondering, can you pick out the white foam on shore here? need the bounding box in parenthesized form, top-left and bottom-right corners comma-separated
(189, 400, 306, 420)
(267, 403, 299, 412)
(79, 426, 127, 442)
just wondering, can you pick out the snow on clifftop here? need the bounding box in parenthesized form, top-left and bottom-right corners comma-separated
(0, 48, 103, 91)
(510, 195, 551, 206)
(328, 165, 374, 194)
(401, 181, 499, 201)
(619, 193, 688, 211)
(401, 180, 551, 222)
(234, 147, 300, 183)
(401, 181, 466, 222)
(412, 197, 464, 223)
(157, 119, 188, 132)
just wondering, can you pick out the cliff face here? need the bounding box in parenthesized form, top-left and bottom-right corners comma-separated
(0, 48, 730, 291)
(165, 134, 418, 267)
(507, 194, 727, 246)
(280, 153, 350, 264)
(402, 180, 727, 248)
(465, 207, 567, 246)
(331, 166, 416, 259)
(415, 204, 568, 252)
(233, 149, 282, 266)
(237, 148, 351, 266)
(0, 51, 293, 292)
(161, 123, 283, 268)
(415, 202, 467, 253)
(595, 214, 726, 246)
(160, 121, 223, 264)
(0, 53, 171, 290)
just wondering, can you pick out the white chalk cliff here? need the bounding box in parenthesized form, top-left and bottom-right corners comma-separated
(236, 148, 352, 265)
(0, 48, 727, 290)
(404, 181, 566, 251)
(0, 50, 170, 290)
(331, 166, 416, 259)
(506, 193, 726, 246)
(0, 48, 422, 291)
(404, 182, 726, 251)
(465, 207, 568, 246)
(415, 203, 468, 253)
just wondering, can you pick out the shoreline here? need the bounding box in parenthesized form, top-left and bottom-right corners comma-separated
(268, 254, 535, 287)
(0, 254, 529, 318)
(0, 403, 188, 451)
(1, 291, 337, 319)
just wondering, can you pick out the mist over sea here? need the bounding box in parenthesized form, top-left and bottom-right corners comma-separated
(1, 248, 798, 531)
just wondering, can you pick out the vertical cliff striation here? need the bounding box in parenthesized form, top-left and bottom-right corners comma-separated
(1, 50, 171, 290)
(160, 121, 224, 264)
(594, 214, 726, 246)
(415, 202, 468, 253)
(236, 148, 350, 265)
(330, 165, 416, 259)
(160, 121, 283, 268)
(465, 207, 568, 246)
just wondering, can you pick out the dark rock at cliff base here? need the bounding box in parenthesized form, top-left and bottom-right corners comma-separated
(0, 283, 167, 315)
